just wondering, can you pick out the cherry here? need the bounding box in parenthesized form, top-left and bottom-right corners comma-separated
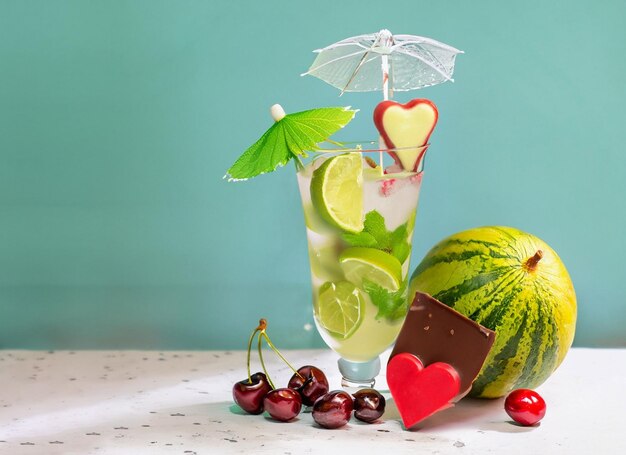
(312, 390, 353, 429)
(232, 372, 273, 415)
(504, 389, 546, 426)
(288, 365, 329, 406)
(352, 388, 385, 423)
(264, 388, 302, 422)
(232, 319, 304, 417)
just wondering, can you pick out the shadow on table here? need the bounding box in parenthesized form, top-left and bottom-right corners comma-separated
(385, 397, 537, 433)
(166, 401, 263, 420)
(193, 398, 537, 434)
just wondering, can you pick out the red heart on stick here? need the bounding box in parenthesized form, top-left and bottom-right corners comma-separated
(373, 99, 438, 172)
(387, 353, 461, 429)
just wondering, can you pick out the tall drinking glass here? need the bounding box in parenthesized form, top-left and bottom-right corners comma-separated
(297, 150, 425, 388)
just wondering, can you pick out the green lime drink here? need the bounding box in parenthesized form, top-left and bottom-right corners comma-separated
(297, 152, 423, 386)
(225, 27, 462, 389)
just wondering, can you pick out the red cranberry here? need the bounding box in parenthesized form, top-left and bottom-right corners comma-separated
(504, 389, 546, 426)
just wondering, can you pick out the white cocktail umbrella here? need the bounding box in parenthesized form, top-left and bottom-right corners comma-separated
(303, 29, 463, 100)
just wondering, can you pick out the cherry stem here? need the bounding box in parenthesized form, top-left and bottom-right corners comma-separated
(260, 332, 304, 380)
(245, 330, 258, 384)
(246, 318, 304, 388)
(524, 250, 544, 272)
(246, 319, 267, 383)
(257, 330, 275, 389)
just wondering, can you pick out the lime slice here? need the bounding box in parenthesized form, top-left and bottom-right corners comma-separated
(308, 243, 344, 282)
(310, 154, 364, 233)
(317, 281, 364, 340)
(339, 247, 403, 291)
(303, 203, 333, 234)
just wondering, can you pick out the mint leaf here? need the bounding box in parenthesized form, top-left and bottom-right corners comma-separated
(391, 241, 411, 264)
(225, 107, 356, 180)
(390, 223, 408, 245)
(342, 231, 378, 248)
(363, 280, 409, 321)
(342, 210, 412, 264)
(390, 223, 410, 263)
(341, 211, 388, 248)
(363, 211, 390, 248)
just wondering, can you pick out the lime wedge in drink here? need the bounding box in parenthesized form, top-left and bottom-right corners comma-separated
(339, 247, 403, 291)
(310, 153, 364, 233)
(308, 243, 344, 282)
(317, 281, 365, 340)
(303, 203, 333, 234)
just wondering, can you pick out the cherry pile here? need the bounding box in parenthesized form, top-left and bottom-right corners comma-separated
(311, 388, 385, 428)
(232, 319, 386, 427)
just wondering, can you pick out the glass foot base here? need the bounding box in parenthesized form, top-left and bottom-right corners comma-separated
(338, 357, 381, 390)
(341, 376, 376, 389)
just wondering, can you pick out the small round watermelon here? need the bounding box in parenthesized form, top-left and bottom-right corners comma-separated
(409, 226, 576, 398)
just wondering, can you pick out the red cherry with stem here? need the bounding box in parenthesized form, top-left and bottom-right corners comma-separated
(288, 365, 329, 406)
(504, 389, 546, 426)
(232, 372, 272, 414)
(312, 391, 354, 429)
(263, 388, 302, 422)
(232, 319, 305, 413)
(253, 319, 305, 389)
(353, 388, 386, 423)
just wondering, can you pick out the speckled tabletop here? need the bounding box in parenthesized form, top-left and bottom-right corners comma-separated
(0, 348, 624, 454)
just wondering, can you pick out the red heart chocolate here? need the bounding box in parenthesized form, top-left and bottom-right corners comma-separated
(387, 353, 461, 429)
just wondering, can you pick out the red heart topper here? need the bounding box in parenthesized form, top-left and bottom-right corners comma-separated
(373, 99, 438, 172)
(387, 353, 460, 429)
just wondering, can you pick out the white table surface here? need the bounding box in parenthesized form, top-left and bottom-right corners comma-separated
(0, 348, 624, 454)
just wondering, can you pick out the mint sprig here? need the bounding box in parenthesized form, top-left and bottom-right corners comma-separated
(363, 280, 409, 321)
(225, 107, 356, 180)
(342, 210, 411, 264)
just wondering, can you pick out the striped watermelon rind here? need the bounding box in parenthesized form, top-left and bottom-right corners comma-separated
(409, 226, 577, 398)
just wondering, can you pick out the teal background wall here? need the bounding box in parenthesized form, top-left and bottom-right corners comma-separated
(1, 1, 624, 349)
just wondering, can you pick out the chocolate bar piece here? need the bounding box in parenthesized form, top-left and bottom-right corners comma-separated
(390, 292, 496, 396)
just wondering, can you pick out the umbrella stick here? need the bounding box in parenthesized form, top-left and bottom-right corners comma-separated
(378, 140, 384, 175)
(379, 54, 391, 172)
(382, 54, 390, 102)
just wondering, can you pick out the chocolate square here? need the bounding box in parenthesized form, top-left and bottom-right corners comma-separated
(390, 292, 496, 395)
